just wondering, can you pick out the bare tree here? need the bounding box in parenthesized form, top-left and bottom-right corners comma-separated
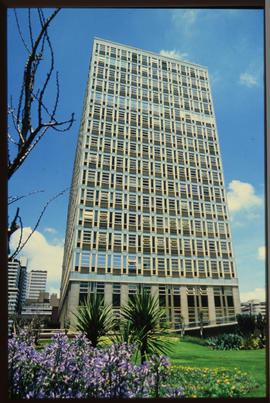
(8, 8, 74, 255)
(8, 8, 74, 179)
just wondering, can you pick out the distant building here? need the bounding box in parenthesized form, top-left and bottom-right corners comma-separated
(26, 270, 47, 299)
(21, 292, 60, 326)
(18, 257, 28, 309)
(8, 257, 28, 333)
(241, 299, 266, 317)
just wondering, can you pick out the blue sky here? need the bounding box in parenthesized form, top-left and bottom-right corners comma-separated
(8, 8, 265, 301)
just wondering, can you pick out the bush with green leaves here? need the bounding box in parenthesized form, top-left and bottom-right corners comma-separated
(73, 294, 116, 347)
(120, 290, 172, 363)
(236, 313, 266, 349)
(207, 333, 243, 350)
(241, 335, 261, 350)
(236, 314, 256, 337)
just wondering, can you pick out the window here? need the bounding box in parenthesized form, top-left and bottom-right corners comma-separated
(198, 261, 205, 272)
(196, 240, 203, 250)
(129, 235, 136, 245)
(113, 255, 122, 268)
(158, 258, 165, 270)
(171, 259, 179, 270)
(114, 234, 122, 246)
(97, 254, 106, 267)
(128, 257, 137, 273)
(143, 257, 151, 269)
(115, 213, 122, 224)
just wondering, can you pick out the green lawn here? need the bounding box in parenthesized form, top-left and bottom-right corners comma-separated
(167, 339, 267, 398)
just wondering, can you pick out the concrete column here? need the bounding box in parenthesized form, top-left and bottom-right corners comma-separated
(67, 282, 80, 329)
(104, 283, 112, 305)
(151, 284, 159, 300)
(207, 287, 216, 325)
(232, 286, 241, 315)
(180, 286, 189, 325)
(121, 284, 129, 306)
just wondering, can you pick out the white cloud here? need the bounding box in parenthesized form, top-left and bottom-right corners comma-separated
(10, 227, 64, 287)
(240, 287, 266, 302)
(258, 246, 266, 260)
(160, 49, 189, 61)
(239, 72, 258, 87)
(45, 227, 58, 234)
(172, 9, 198, 25)
(227, 180, 263, 212)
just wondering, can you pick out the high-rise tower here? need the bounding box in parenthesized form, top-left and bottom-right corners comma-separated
(59, 38, 241, 329)
(26, 270, 47, 300)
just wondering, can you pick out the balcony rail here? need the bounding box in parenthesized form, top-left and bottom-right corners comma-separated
(172, 315, 237, 331)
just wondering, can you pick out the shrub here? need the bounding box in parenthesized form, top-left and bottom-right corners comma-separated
(8, 331, 184, 399)
(207, 333, 243, 350)
(241, 335, 261, 350)
(120, 290, 172, 363)
(236, 314, 256, 337)
(73, 294, 115, 347)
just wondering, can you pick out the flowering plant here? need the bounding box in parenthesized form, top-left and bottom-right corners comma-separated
(8, 331, 184, 399)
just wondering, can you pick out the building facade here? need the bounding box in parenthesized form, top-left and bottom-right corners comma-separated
(59, 38, 241, 329)
(26, 270, 47, 300)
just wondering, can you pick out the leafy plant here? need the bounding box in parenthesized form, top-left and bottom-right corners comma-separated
(73, 294, 115, 347)
(256, 313, 266, 348)
(241, 335, 261, 350)
(120, 290, 172, 363)
(64, 318, 71, 335)
(207, 333, 243, 350)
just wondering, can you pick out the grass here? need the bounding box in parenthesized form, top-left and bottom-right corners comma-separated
(167, 338, 267, 398)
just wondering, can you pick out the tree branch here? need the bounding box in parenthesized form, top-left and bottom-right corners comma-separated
(8, 189, 45, 205)
(9, 188, 69, 260)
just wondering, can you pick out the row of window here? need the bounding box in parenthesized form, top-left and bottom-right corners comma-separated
(78, 208, 231, 237)
(80, 188, 228, 216)
(78, 279, 235, 324)
(88, 124, 219, 156)
(90, 96, 215, 130)
(84, 155, 223, 185)
(82, 172, 226, 205)
(93, 66, 210, 98)
(90, 97, 212, 122)
(95, 43, 208, 80)
(95, 59, 208, 84)
(77, 230, 233, 256)
(88, 113, 216, 143)
(92, 81, 212, 114)
(75, 251, 234, 274)
(86, 149, 221, 178)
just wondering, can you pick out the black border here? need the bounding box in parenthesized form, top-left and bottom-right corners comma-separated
(1, 1, 268, 402)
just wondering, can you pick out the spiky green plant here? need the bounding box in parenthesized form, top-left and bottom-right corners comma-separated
(121, 290, 172, 363)
(73, 294, 115, 347)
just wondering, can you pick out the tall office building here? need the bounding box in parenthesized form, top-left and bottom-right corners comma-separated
(59, 38, 241, 329)
(26, 270, 47, 300)
(8, 257, 28, 333)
